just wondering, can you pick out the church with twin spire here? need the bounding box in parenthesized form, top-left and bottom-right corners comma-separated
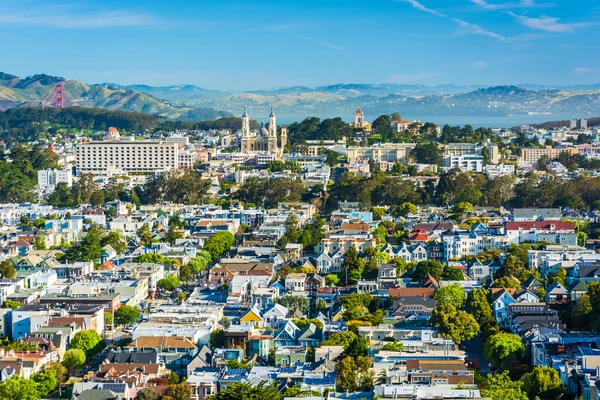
(240, 107, 287, 160)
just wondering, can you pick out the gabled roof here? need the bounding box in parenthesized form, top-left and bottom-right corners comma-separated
(569, 281, 589, 292)
(274, 320, 300, 340)
(297, 323, 322, 341)
(546, 282, 569, 294)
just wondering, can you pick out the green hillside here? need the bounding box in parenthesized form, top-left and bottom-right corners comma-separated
(0, 73, 231, 121)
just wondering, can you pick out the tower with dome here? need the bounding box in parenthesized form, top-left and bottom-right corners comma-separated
(240, 107, 287, 159)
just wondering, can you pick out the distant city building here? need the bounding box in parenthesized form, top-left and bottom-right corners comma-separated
(166, 135, 190, 146)
(486, 164, 515, 179)
(487, 143, 500, 164)
(443, 155, 484, 173)
(37, 168, 73, 193)
(76, 140, 179, 174)
(570, 118, 588, 130)
(520, 147, 579, 165)
(353, 108, 371, 131)
(240, 108, 286, 159)
(347, 142, 416, 164)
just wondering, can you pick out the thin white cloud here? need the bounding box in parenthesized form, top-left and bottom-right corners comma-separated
(507, 11, 594, 32)
(470, 61, 489, 68)
(574, 67, 600, 73)
(397, 0, 505, 40)
(385, 72, 442, 83)
(285, 32, 355, 54)
(0, 7, 156, 28)
(451, 18, 506, 40)
(402, 0, 446, 17)
(471, 0, 537, 10)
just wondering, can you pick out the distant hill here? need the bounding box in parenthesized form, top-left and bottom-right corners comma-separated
(5, 74, 600, 123)
(110, 82, 600, 121)
(101, 83, 229, 101)
(524, 116, 600, 129)
(0, 73, 232, 121)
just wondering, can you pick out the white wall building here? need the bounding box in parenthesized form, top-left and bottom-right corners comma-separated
(486, 164, 515, 179)
(76, 140, 179, 174)
(443, 155, 484, 173)
(37, 168, 73, 193)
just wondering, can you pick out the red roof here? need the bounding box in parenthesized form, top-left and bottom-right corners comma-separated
(506, 221, 573, 231)
(356, 108, 363, 114)
(410, 232, 429, 242)
(100, 260, 116, 270)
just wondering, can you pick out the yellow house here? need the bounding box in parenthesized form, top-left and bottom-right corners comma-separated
(240, 307, 263, 327)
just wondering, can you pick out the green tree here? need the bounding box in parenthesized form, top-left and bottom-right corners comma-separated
(434, 284, 467, 309)
(157, 275, 181, 291)
(115, 305, 140, 326)
(48, 182, 76, 208)
(484, 332, 525, 369)
(34, 234, 47, 250)
(373, 225, 388, 244)
(412, 260, 443, 281)
(166, 226, 184, 246)
(548, 268, 567, 287)
(371, 114, 394, 141)
(430, 304, 479, 344)
(320, 331, 358, 349)
(492, 276, 522, 289)
(89, 190, 105, 207)
(466, 288, 494, 325)
(570, 294, 592, 330)
(335, 356, 374, 393)
(393, 202, 418, 218)
(70, 329, 103, 353)
(412, 142, 443, 165)
(63, 348, 86, 374)
(103, 311, 113, 327)
(101, 231, 127, 255)
(31, 370, 58, 397)
(136, 388, 160, 400)
(325, 274, 340, 286)
(0, 261, 16, 279)
(203, 231, 235, 261)
(441, 267, 464, 281)
(137, 223, 155, 247)
(1, 300, 21, 310)
(211, 382, 280, 400)
(43, 362, 68, 383)
(520, 366, 565, 400)
(0, 375, 40, 400)
(382, 341, 404, 351)
(481, 371, 528, 400)
(346, 335, 369, 357)
(162, 383, 193, 400)
(277, 295, 309, 314)
(165, 371, 180, 384)
(209, 328, 225, 349)
(342, 246, 365, 284)
(63, 223, 103, 263)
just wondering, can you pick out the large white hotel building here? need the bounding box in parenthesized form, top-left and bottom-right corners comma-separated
(76, 140, 179, 174)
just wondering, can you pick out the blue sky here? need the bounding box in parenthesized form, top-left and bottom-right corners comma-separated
(1, 0, 599, 90)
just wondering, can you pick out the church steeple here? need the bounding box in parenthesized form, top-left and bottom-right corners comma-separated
(241, 108, 250, 137)
(268, 106, 277, 137)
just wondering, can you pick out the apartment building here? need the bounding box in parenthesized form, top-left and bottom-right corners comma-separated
(520, 147, 579, 165)
(347, 143, 416, 163)
(442, 155, 484, 172)
(37, 168, 73, 193)
(76, 140, 179, 174)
